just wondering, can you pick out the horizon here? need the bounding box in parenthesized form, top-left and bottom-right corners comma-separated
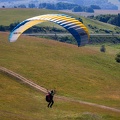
(0, 0, 120, 10)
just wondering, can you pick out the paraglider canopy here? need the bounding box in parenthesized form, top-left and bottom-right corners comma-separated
(9, 14, 89, 47)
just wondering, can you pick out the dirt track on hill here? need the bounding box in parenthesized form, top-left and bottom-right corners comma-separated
(0, 66, 120, 113)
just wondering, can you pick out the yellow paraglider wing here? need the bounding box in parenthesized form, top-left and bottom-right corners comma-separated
(9, 14, 89, 46)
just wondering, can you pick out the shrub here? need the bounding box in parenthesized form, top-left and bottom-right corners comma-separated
(100, 45, 106, 52)
(115, 52, 120, 63)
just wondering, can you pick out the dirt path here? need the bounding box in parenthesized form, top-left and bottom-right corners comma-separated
(0, 66, 120, 113)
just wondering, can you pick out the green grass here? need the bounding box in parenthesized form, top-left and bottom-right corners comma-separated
(81, 17, 117, 33)
(0, 8, 120, 119)
(0, 32, 120, 106)
(0, 8, 118, 33)
(1, 71, 120, 120)
(0, 9, 61, 25)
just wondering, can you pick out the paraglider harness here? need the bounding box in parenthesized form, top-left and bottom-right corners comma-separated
(46, 90, 55, 102)
(46, 93, 51, 102)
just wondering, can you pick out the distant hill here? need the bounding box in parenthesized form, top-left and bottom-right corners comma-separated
(108, 0, 120, 9)
(0, 0, 119, 10)
(57, 0, 119, 10)
(0, 8, 119, 33)
(72, 0, 118, 10)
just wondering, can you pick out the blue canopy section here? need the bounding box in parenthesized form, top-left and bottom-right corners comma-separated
(56, 21, 81, 47)
(11, 20, 30, 32)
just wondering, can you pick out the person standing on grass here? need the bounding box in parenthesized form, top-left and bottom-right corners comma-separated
(46, 89, 56, 108)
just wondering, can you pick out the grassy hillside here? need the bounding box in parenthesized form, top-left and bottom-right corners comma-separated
(0, 9, 120, 119)
(0, 32, 120, 120)
(0, 8, 118, 33)
(0, 8, 60, 25)
(1, 31, 120, 103)
(1, 71, 120, 120)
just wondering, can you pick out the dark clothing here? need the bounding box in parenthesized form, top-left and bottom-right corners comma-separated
(47, 99, 54, 108)
(46, 90, 55, 108)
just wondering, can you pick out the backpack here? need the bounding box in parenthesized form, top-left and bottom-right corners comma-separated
(46, 94, 51, 102)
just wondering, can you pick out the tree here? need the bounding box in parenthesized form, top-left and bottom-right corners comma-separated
(28, 4, 36, 8)
(0, 25, 6, 31)
(18, 4, 26, 8)
(72, 6, 83, 12)
(90, 5, 101, 9)
(39, 3, 47, 8)
(78, 17, 83, 23)
(9, 22, 19, 31)
(85, 7, 94, 13)
(45, 3, 56, 10)
(14, 6, 17, 8)
(94, 14, 120, 27)
(118, 14, 120, 26)
(115, 52, 120, 63)
(2, 6, 5, 8)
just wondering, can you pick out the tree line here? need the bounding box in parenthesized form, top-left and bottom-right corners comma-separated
(0, 19, 120, 46)
(0, 22, 66, 33)
(39, 2, 100, 13)
(12, 2, 101, 13)
(89, 14, 120, 27)
(1, 21, 120, 63)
